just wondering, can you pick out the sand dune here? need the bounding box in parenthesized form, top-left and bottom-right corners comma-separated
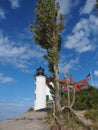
(0, 111, 50, 130)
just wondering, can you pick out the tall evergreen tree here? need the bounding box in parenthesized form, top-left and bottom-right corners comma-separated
(30, 0, 64, 114)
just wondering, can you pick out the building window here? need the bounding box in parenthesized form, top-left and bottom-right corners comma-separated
(60, 83, 65, 88)
(69, 85, 73, 89)
(81, 86, 88, 90)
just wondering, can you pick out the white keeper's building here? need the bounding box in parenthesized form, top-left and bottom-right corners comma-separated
(34, 67, 53, 110)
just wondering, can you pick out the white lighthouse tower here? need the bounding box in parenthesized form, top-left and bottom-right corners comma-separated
(34, 67, 53, 111)
(34, 67, 46, 110)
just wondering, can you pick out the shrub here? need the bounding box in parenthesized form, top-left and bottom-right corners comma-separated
(73, 87, 98, 110)
(60, 87, 98, 110)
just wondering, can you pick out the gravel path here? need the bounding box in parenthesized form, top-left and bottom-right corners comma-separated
(0, 111, 50, 130)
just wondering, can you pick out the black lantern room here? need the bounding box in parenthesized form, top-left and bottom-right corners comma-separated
(36, 66, 45, 76)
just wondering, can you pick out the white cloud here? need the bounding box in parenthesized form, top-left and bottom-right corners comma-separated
(0, 8, 6, 20)
(56, 0, 71, 15)
(94, 70, 98, 76)
(56, 0, 79, 15)
(0, 0, 21, 20)
(64, 15, 98, 53)
(0, 32, 45, 70)
(0, 73, 13, 83)
(8, 0, 21, 9)
(80, 0, 96, 15)
(59, 56, 79, 74)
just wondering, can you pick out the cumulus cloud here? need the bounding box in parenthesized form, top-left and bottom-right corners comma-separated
(0, 73, 13, 83)
(80, 0, 96, 15)
(56, 0, 71, 15)
(59, 56, 79, 74)
(0, 8, 6, 20)
(94, 70, 98, 76)
(0, 0, 21, 20)
(8, 0, 21, 9)
(64, 15, 98, 53)
(56, 0, 79, 15)
(0, 32, 45, 70)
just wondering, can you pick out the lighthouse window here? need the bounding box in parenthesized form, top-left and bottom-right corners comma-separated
(35, 94, 36, 100)
(35, 84, 36, 90)
(46, 95, 49, 102)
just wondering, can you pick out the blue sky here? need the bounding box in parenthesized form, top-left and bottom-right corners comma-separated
(0, 0, 98, 120)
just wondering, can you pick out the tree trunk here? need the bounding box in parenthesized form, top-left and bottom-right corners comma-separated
(53, 63, 61, 112)
(53, 63, 62, 130)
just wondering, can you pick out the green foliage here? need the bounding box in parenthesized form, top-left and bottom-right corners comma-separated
(60, 91, 69, 106)
(60, 88, 98, 129)
(30, 0, 64, 75)
(60, 91, 76, 107)
(73, 87, 98, 110)
(60, 87, 98, 110)
(74, 88, 98, 110)
(30, 0, 64, 49)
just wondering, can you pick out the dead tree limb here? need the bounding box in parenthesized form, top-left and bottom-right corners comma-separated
(61, 106, 91, 130)
(70, 89, 76, 108)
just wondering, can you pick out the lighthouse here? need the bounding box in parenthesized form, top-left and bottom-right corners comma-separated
(34, 67, 53, 110)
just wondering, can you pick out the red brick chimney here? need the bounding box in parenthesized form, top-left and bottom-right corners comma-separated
(70, 75, 73, 84)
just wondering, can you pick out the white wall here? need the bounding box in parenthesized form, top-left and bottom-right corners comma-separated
(34, 76, 46, 110)
(34, 76, 53, 110)
(46, 82, 53, 101)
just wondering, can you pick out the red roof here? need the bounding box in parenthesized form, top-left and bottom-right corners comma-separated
(59, 75, 89, 92)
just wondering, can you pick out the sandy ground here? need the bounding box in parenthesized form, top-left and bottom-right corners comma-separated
(0, 111, 50, 130)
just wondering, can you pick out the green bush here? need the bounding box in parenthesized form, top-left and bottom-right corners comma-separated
(73, 87, 98, 110)
(60, 87, 98, 110)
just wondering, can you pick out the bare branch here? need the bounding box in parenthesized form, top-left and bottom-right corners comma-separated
(70, 89, 76, 108)
(61, 106, 91, 130)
